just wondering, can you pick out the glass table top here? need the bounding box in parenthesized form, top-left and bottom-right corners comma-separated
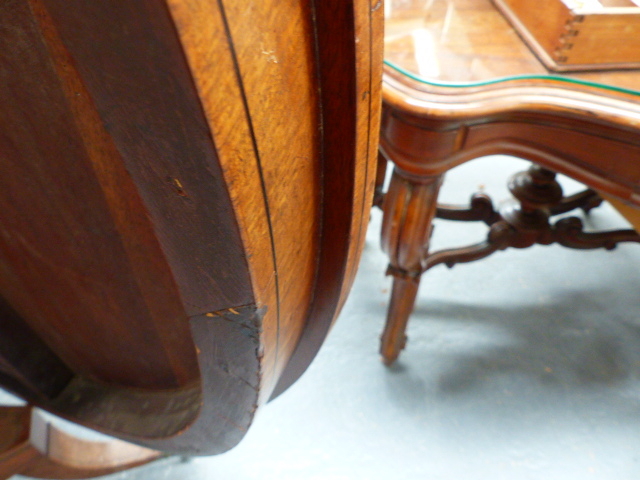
(384, 0, 640, 95)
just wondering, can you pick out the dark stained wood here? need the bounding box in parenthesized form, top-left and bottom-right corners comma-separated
(162, 0, 384, 403)
(162, 0, 283, 398)
(0, 0, 383, 460)
(419, 167, 639, 279)
(374, 151, 389, 209)
(167, 0, 327, 396)
(0, 0, 200, 390)
(0, 296, 72, 402)
(0, 407, 29, 457)
(37, 0, 255, 315)
(44, 307, 261, 454)
(0, 407, 31, 480)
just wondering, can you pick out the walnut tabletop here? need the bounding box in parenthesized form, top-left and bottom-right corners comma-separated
(380, 0, 640, 207)
(384, 0, 640, 92)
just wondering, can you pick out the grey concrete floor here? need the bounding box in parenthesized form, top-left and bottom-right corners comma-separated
(6, 155, 640, 479)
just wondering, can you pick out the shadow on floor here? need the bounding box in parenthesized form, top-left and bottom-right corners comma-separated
(383, 287, 640, 403)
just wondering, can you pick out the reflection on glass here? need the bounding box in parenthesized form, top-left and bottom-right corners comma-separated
(384, 0, 640, 93)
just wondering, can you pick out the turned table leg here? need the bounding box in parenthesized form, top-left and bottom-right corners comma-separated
(380, 168, 443, 365)
(380, 274, 420, 366)
(378, 161, 640, 366)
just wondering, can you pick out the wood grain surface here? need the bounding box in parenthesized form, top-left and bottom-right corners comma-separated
(379, 0, 640, 364)
(494, 0, 640, 71)
(381, 69, 640, 206)
(384, 0, 640, 90)
(0, 0, 201, 391)
(0, 0, 382, 460)
(0, 406, 159, 479)
(272, 0, 385, 397)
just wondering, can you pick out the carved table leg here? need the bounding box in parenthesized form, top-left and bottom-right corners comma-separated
(380, 169, 443, 365)
(549, 188, 603, 216)
(377, 160, 640, 365)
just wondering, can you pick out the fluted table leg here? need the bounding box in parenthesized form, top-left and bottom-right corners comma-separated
(380, 168, 443, 364)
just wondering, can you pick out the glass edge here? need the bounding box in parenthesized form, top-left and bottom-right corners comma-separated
(383, 59, 640, 97)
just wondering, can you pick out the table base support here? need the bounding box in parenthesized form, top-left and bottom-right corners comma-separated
(380, 163, 640, 365)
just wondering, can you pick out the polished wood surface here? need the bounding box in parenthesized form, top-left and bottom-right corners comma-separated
(384, 0, 640, 90)
(380, 171, 443, 364)
(167, 0, 323, 401)
(0, 406, 158, 479)
(0, 0, 383, 463)
(494, 0, 640, 71)
(379, 0, 640, 364)
(1, 0, 202, 392)
(382, 69, 640, 204)
(272, 0, 385, 398)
